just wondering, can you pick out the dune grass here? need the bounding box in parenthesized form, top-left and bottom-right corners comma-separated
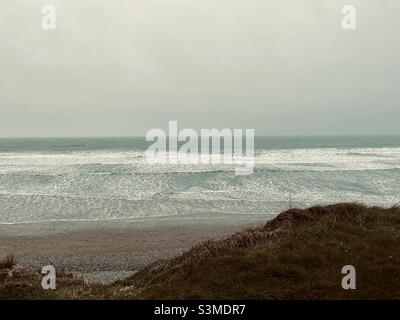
(1, 203, 400, 299)
(0, 255, 15, 270)
(118, 203, 400, 299)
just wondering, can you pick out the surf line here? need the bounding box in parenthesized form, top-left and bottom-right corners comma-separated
(145, 121, 255, 176)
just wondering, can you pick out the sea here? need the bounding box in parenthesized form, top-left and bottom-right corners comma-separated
(0, 136, 399, 225)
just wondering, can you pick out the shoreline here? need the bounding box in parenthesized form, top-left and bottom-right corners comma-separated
(0, 213, 270, 284)
(0, 212, 271, 235)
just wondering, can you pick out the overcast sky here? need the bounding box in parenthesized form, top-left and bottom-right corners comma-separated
(0, 0, 399, 137)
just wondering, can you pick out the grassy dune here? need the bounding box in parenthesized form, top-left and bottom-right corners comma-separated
(1, 203, 400, 299)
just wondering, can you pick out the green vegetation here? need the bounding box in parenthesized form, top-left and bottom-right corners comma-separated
(1, 203, 400, 299)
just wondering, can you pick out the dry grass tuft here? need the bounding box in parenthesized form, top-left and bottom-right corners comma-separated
(0, 254, 16, 270)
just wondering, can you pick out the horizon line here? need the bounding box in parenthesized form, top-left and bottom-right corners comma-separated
(0, 133, 400, 139)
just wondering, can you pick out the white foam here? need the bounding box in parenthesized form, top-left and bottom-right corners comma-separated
(0, 146, 399, 224)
